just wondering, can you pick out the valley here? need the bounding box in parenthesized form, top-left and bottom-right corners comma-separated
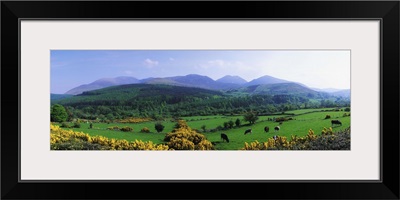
(51, 74, 351, 151)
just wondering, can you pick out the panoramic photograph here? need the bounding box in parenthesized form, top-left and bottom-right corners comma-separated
(50, 50, 351, 150)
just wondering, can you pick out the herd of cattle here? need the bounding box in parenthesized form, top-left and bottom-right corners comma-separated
(220, 119, 342, 143)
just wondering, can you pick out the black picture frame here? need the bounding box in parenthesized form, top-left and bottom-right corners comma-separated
(1, 1, 399, 199)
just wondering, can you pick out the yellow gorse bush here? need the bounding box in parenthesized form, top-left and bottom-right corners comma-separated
(116, 117, 153, 123)
(140, 127, 150, 133)
(195, 140, 214, 150)
(321, 127, 334, 135)
(107, 126, 120, 130)
(241, 127, 350, 150)
(50, 124, 169, 150)
(306, 129, 317, 141)
(243, 140, 266, 150)
(164, 120, 214, 150)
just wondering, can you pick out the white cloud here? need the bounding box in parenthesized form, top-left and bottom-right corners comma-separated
(124, 70, 133, 75)
(197, 59, 228, 69)
(169, 57, 175, 61)
(143, 58, 159, 68)
(208, 59, 226, 67)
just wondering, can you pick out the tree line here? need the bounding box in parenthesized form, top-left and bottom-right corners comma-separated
(52, 94, 349, 121)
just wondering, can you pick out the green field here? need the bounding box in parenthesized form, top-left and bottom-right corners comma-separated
(57, 108, 350, 150)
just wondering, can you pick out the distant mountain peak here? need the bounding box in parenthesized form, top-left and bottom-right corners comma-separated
(245, 75, 289, 86)
(216, 75, 248, 85)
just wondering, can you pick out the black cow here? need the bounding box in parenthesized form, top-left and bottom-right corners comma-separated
(331, 120, 342, 126)
(274, 126, 280, 132)
(264, 126, 270, 133)
(221, 133, 229, 143)
(244, 128, 252, 135)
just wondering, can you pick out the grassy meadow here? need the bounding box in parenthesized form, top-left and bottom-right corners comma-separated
(55, 108, 350, 150)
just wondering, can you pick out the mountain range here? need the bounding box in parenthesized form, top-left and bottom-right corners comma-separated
(65, 76, 140, 95)
(62, 74, 350, 98)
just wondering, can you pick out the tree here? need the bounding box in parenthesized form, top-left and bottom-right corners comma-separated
(235, 118, 241, 127)
(228, 120, 234, 129)
(223, 122, 229, 129)
(106, 113, 115, 121)
(243, 111, 259, 125)
(51, 104, 68, 122)
(155, 122, 165, 133)
(65, 106, 74, 121)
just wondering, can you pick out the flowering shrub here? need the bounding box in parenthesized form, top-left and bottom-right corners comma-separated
(241, 127, 350, 150)
(51, 124, 169, 150)
(195, 140, 214, 150)
(164, 120, 214, 150)
(107, 126, 120, 130)
(140, 127, 150, 133)
(168, 138, 195, 150)
(116, 117, 153, 123)
(321, 127, 333, 135)
(120, 126, 133, 132)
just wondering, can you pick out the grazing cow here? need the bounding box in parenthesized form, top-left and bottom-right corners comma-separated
(264, 126, 270, 133)
(274, 126, 280, 132)
(244, 128, 252, 135)
(331, 120, 342, 126)
(221, 133, 229, 143)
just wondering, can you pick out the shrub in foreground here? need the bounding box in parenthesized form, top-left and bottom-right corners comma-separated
(241, 127, 350, 150)
(164, 120, 214, 150)
(51, 124, 169, 150)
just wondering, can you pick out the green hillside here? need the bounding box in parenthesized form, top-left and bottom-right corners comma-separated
(52, 83, 350, 120)
(55, 84, 225, 106)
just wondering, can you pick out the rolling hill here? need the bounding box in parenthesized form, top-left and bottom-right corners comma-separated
(331, 89, 351, 98)
(56, 84, 225, 107)
(141, 74, 243, 90)
(64, 74, 244, 95)
(167, 74, 241, 90)
(232, 82, 330, 98)
(65, 76, 140, 95)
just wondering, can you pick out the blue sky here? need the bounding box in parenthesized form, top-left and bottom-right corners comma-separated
(51, 50, 350, 94)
